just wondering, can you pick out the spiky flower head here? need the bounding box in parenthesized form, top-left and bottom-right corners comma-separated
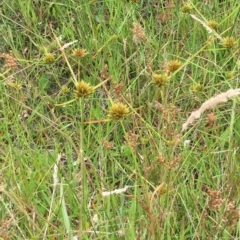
(221, 37, 235, 48)
(61, 85, 70, 94)
(152, 73, 169, 88)
(43, 53, 55, 63)
(181, 4, 192, 13)
(207, 20, 218, 30)
(167, 60, 182, 73)
(108, 102, 130, 120)
(72, 48, 88, 58)
(190, 83, 204, 92)
(6, 80, 22, 90)
(226, 71, 234, 79)
(74, 80, 94, 98)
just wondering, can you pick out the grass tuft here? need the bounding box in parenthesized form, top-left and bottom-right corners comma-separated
(0, 0, 240, 239)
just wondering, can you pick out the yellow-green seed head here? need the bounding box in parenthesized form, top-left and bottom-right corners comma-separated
(152, 73, 169, 88)
(190, 83, 204, 92)
(108, 102, 130, 120)
(74, 80, 94, 98)
(168, 60, 182, 73)
(7, 81, 22, 90)
(43, 53, 55, 63)
(61, 85, 70, 94)
(221, 37, 235, 48)
(72, 48, 88, 58)
(226, 71, 234, 79)
(207, 20, 218, 30)
(181, 4, 192, 13)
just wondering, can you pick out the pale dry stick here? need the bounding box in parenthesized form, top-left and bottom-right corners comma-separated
(227, 98, 237, 174)
(102, 186, 130, 197)
(182, 88, 240, 131)
(60, 40, 78, 51)
(43, 154, 61, 240)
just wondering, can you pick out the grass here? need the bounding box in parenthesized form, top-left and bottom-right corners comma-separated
(0, 0, 239, 239)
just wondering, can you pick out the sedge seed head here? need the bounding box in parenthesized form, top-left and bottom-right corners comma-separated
(108, 102, 130, 120)
(152, 73, 169, 88)
(61, 85, 70, 94)
(190, 83, 204, 92)
(43, 53, 55, 63)
(167, 60, 182, 73)
(74, 80, 94, 98)
(181, 4, 192, 13)
(226, 71, 234, 79)
(221, 37, 235, 48)
(7, 81, 22, 90)
(207, 20, 218, 30)
(72, 48, 88, 58)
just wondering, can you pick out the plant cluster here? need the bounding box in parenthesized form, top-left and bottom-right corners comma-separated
(0, 0, 239, 239)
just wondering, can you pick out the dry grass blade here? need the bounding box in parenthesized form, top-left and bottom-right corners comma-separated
(182, 89, 240, 131)
(102, 186, 130, 197)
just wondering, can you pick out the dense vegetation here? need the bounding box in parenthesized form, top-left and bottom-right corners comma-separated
(0, 0, 239, 239)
